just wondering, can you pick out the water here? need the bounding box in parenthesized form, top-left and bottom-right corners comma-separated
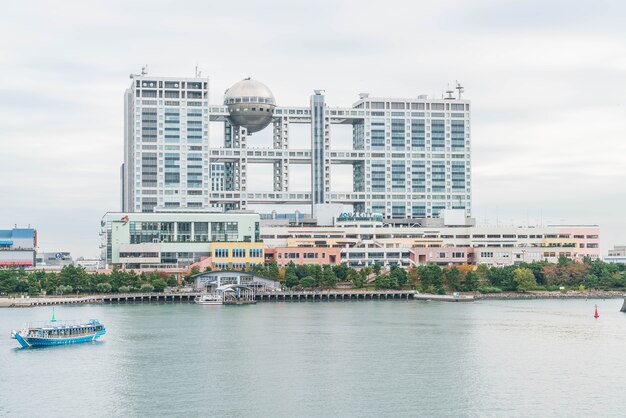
(1, 299, 625, 417)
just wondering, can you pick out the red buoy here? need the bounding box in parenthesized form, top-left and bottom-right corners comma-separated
(594, 304, 599, 319)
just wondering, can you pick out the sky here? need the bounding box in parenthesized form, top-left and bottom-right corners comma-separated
(1, 0, 625, 258)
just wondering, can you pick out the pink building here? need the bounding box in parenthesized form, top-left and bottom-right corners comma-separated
(410, 247, 475, 266)
(265, 247, 341, 266)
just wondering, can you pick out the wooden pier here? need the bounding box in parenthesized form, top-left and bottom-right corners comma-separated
(1, 290, 473, 307)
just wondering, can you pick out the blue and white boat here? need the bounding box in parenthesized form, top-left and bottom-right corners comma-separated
(11, 311, 106, 348)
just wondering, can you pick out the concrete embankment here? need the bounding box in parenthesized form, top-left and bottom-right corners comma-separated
(475, 291, 624, 300)
(1, 291, 475, 307)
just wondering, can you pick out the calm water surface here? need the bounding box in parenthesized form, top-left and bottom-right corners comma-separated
(1, 299, 625, 417)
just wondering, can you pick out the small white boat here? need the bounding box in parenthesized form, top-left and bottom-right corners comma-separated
(194, 294, 223, 305)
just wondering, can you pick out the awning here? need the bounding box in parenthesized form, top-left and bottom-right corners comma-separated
(0, 240, 13, 245)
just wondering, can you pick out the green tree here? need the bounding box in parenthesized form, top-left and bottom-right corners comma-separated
(332, 263, 349, 281)
(444, 267, 461, 291)
(464, 271, 479, 291)
(374, 275, 398, 289)
(350, 270, 364, 288)
(152, 279, 167, 292)
(285, 269, 299, 288)
(390, 266, 408, 288)
(321, 265, 338, 288)
(513, 267, 536, 292)
(96, 282, 112, 293)
(299, 276, 316, 288)
(140, 283, 154, 292)
(167, 276, 178, 287)
(27, 278, 41, 296)
(418, 264, 443, 291)
(267, 261, 280, 279)
(372, 262, 382, 276)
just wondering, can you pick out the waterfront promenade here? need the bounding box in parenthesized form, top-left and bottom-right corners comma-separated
(0, 290, 474, 307)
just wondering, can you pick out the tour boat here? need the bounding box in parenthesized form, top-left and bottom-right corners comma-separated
(194, 293, 223, 305)
(11, 312, 106, 348)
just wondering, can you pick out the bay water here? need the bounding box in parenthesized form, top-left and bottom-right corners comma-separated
(1, 299, 625, 417)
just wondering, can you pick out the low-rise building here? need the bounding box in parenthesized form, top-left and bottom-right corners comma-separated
(35, 252, 73, 269)
(192, 270, 281, 292)
(264, 247, 341, 266)
(259, 210, 600, 267)
(605, 245, 626, 264)
(0, 228, 37, 267)
(101, 211, 264, 269)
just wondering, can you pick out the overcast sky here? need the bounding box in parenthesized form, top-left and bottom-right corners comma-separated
(1, 0, 625, 258)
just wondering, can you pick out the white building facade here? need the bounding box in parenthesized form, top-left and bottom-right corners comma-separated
(122, 74, 471, 219)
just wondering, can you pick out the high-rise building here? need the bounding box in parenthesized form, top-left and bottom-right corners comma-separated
(122, 74, 471, 219)
(122, 74, 211, 212)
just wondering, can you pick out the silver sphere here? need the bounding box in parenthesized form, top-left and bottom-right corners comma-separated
(224, 78, 276, 133)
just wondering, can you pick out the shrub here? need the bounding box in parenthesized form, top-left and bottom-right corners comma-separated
(140, 284, 154, 292)
(478, 286, 503, 294)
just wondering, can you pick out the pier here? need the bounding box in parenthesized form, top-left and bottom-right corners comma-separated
(0, 290, 473, 307)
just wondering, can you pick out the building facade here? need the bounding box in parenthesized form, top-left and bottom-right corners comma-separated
(101, 211, 263, 269)
(0, 228, 37, 267)
(122, 74, 212, 213)
(605, 245, 626, 264)
(122, 74, 471, 219)
(259, 214, 600, 268)
(264, 246, 341, 266)
(35, 252, 73, 269)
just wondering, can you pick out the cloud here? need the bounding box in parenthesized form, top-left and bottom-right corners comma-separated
(0, 0, 624, 256)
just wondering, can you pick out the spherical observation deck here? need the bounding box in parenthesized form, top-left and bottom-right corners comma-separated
(224, 78, 276, 133)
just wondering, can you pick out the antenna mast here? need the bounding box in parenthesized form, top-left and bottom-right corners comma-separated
(455, 81, 464, 99)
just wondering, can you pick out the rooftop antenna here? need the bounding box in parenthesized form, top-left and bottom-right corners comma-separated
(141, 65, 148, 76)
(195, 65, 202, 78)
(445, 83, 454, 100)
(456, 81, 464, 99)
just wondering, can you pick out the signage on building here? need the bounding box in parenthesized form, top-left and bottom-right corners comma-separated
(337, 212, 383, 222)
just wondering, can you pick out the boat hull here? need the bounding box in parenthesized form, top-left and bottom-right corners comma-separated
(14, 330, 106, 348)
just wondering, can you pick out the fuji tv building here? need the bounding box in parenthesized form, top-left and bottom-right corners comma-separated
(122, 75, 470, 219)
(113, 73, 599, 269)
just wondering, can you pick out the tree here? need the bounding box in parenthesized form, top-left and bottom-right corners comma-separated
(444, 267, 461, 291)
(350, 270, 364, 288)
(28, 278, 41, 296)
(152, 279, 167, 292)
(267, 261, 280, 279)
(513, 267, 536, 292)
(390, 266, 408, 288)
(321, 265, 337, 288)
(285, 269, 299, 288)
(167, 276, 178, 287)
(464, 271, 479, 291)
(96, 283, 112, 293)
(374, 275, 398, 289)
(418, 264, 443, 291)
(408, 268, 419, 288)
(140, 283, 154, 292)
(299, 276, 316, 289)
(332, 263, 349, 281)
(372, 262, 382, 276)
